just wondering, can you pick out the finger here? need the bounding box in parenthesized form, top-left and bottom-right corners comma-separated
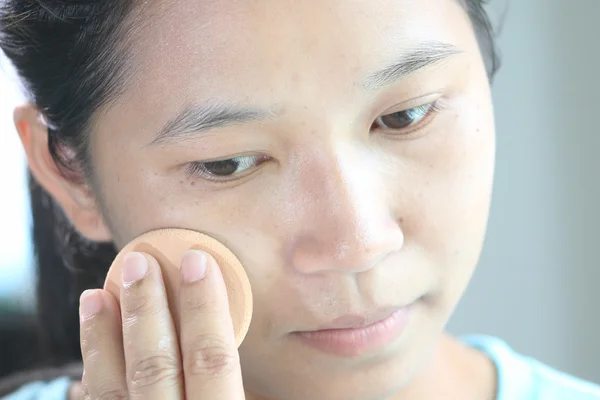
(80, 381, 89, 400)
(79, 289, 128, 400)
(78, 376, 89, 400)
(120, 252, 183, 399)
(179, 250, 245, 400)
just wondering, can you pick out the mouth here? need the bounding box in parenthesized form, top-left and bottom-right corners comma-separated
(291, 304, 414, 357)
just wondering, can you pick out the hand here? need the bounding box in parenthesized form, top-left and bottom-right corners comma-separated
(77, 250, 245, 399)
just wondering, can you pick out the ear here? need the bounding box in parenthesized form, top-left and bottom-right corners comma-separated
(14, 104, 112, 242)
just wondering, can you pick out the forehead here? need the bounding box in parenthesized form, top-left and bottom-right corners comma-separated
(102, 0, 476, 143)
(128, 0, 469, 90)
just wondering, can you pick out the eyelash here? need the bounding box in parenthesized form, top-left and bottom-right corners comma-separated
(186, 101, 444, 183)
(185, 155, 269, 183)
(372, 100, 444, 137)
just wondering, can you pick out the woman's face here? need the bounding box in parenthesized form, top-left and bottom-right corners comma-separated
(85, 0, 495, 398)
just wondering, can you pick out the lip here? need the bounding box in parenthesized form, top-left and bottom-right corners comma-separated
(292, 306, 413, 357)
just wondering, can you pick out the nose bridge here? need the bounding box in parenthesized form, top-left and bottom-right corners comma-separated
(324, 146, 382, 245)
(286, 143, 404, 274)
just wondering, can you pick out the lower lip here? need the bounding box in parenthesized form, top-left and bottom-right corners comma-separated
(293, 307, 413, 357)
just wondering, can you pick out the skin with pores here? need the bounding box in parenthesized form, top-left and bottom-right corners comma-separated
(16, 0, 497, 399)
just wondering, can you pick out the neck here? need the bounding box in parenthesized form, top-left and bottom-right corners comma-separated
(388, 334, 497, 400)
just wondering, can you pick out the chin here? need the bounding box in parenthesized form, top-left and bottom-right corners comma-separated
(245, 359, 416, 400)
(241, 331, 433, 400)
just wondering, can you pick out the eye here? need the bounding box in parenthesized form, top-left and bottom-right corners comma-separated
(186, 155, 268, 182)
(373, 102, 442, 134)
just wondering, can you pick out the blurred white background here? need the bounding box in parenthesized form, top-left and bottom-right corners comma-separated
(447, 0, 600, 384)
(0, 0, 598, 384)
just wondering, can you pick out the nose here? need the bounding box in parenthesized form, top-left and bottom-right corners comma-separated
(284, 144, 404, 274)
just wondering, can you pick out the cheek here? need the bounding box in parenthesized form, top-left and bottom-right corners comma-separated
(388, 96, 495, 267)
(91, 148, 284, 271)
(383, 97, 495, 319)
(89, 144, 193, 245)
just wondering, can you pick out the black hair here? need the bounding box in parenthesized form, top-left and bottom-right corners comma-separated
(0, 0, 501, 378)
(0, 0, 137, 368)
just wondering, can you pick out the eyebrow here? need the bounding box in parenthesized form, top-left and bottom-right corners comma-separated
(149, 103, 275, 145)
(362, 41, 462, 91)
(150, 41, 461, 146)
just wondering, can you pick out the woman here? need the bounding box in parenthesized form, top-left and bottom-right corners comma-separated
(0, 0, 599, 399)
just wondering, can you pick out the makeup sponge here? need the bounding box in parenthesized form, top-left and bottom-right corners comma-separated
(104, 228, 253, 347)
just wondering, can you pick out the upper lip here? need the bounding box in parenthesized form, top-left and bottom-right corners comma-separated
(305, 307, 404, 331)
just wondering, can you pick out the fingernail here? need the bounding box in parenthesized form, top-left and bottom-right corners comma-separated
(80, 290, 103, 322)
(122, 252, 149, 284)
(181, 250, 208, 283)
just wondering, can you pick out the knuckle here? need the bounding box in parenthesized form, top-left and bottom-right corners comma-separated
(182, 293, 221, 313)
(95, 387, 128, 400)
(80, 323, 108, 360)
(128, 353, 180, 390)
(81, 347, 103, 371)
(186, 335, 239, 379)
(121, 291, 164, 319)
(78, 382, 89, 400)
(80, 329, 97, 359)
(80, 378, 127, 400)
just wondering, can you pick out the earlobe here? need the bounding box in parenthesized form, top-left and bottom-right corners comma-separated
(14, 104, 113, 243)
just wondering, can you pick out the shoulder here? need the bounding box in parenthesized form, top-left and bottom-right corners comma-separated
(1, 377, 72, 400)
(462, 335, 600, 400)
(0, 363, 82, 400)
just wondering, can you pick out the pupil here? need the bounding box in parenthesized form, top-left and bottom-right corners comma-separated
(204, 159, 240, 176)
